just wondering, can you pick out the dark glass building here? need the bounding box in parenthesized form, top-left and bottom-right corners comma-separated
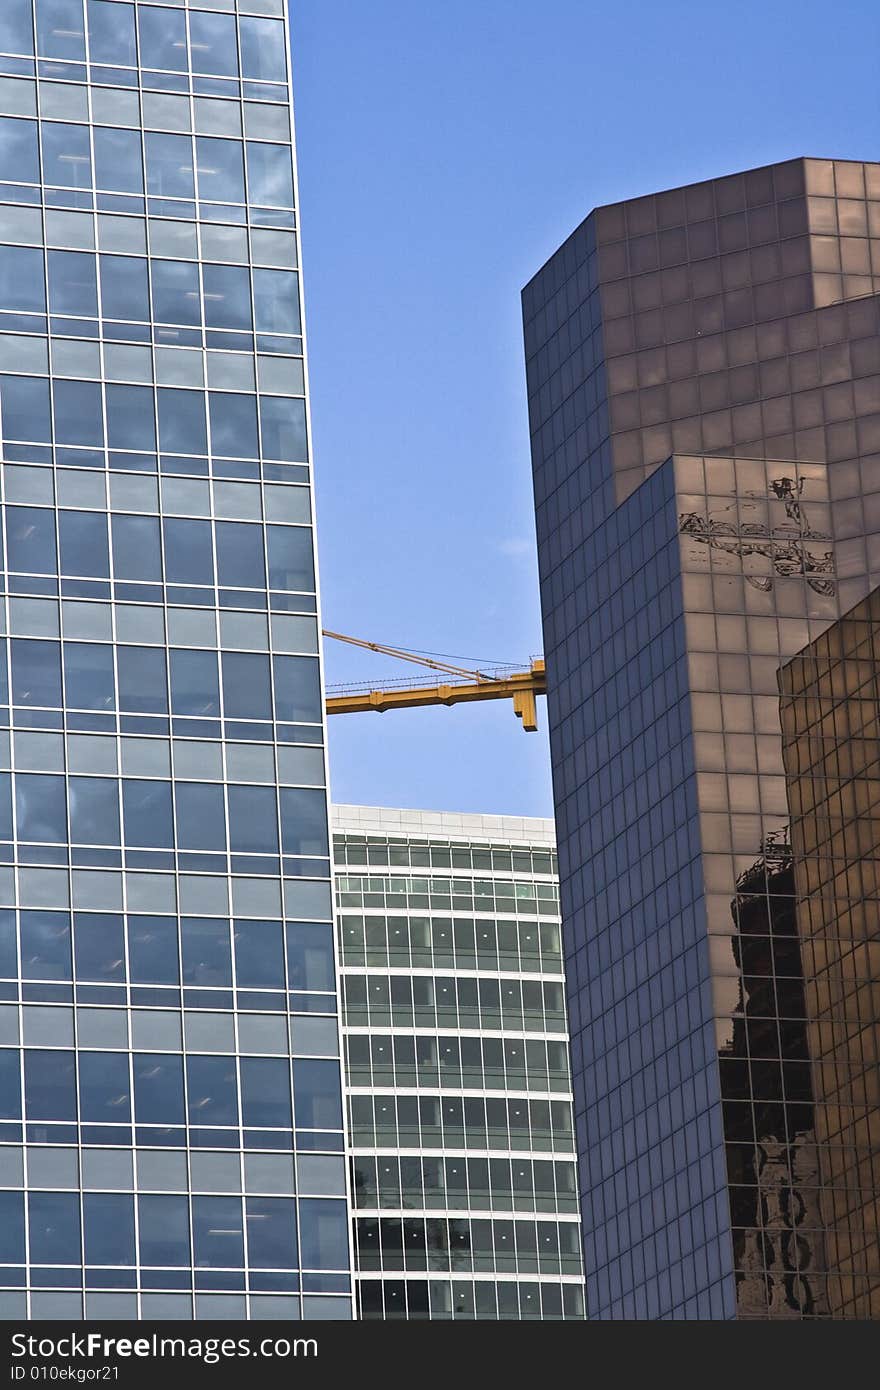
(0, 0, 353, 1320)
(522, 158, 880, 1318)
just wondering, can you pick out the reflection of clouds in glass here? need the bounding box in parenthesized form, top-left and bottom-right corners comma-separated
(246, 143, 294, 208)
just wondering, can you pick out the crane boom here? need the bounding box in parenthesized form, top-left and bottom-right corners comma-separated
(321, 630, 547, 732)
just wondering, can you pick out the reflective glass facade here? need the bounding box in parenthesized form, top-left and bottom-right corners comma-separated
(0, 0, 354, 1321)
(779, 585, 880, 1319)
(334, 805, 585, 1320)
(523, 159, 880, 1318)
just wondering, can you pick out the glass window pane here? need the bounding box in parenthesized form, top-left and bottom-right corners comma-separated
(117, 647, 167, 714)
(94, 127, 143, 194)
(127, 916, 178, 985)
(163, 518, 214, 585)
(48, 250, 98, 317)
(122, 779, 173, 847)
(87, 1, 137, 67)
(0, 377, 51, 442)
(157, 387, 207, 455)
(20, 910, 72, 981)
(0, 1, 36, 57)
(170, 649, 219, 717)
(63, 643, 115, 710)
(11, 639, 63, 707)
(106, 384, 156, 453)
(59, 510, 109, 577)
(137, 5, 187, 72)
(111, 514, 162, 582)
(145, 132, 194, 200)
(133, 1052, 184, 1124)
(189, 13, 238, 78)
(253, 269, 300, 335)
(37, 0, 86, 61)
(181, 917, 231, 987)
(151, 260, 200, 326)
(239, 18, 287, 84)
(246, 142, 294, 208)
(196, 137, 245, 204)
(53, 380, 104, 447)
(41, 122, 92, 189)
(100, 255, 149, 322)
(0, 246, 46, 313)
(0, 117, 39, 184)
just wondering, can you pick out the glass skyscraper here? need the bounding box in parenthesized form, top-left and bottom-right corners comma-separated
(523, 158, 880, 1318)
(334, 805, 585, 1321)
(0, 0, 353, 1320)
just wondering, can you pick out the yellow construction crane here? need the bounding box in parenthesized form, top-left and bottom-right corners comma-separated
(322, 630, 547, 732)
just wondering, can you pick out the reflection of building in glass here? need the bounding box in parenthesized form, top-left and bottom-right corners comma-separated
(780, 587, 880, 1319)
(0, 2, 353, 1320)
(523, 158, 880, 1318)
(333, 806, 585, 1320)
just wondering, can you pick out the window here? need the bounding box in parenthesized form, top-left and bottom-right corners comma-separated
(127, 916, 179, 985)
(192, 1197, 244, 1269)
(260, 397, 308, 461)
(6, 507, 57, 575)
(189, 12, 238, 78)
(196, 137, 245, 204)
(54, 380, 104, 447)
(100, 255, 149, 322)
(186, 1055, 238, 1126)
(216, 521, 265, 588)
(11, 639, 63, 707)
(0, 0, 35, 57)
(145, 132, 195, 200)
(299, 1199, 349, 1271)
(293, 1059, 343, 1130)
(137, 4, 186, 72)
(203, 264, 252, 330)
(122, 779, 173, 848)
(209, 392, 258, 457)
(240, 18, 287, 84)
(111, 514, 162, 581)
(24, 1048, 77, 1120)
(253, 270, 300, 335)
(59, 510, 110, 577)
(157, 388, 208, 455)
(106, 384, 156, 453)
(0, 1192, 25, 1264)
(0, 376, 52, 442)
(94, 127, 143, 193)
(280, 788, 329, 857)
(246, 142, 294, 208)
(68, 776, 120, 845)
(227, 784, 278, 855)
(151, 260, 200, 327)
(0, 246, 46, 313)
(181, 917, 231, 987)
(246, 1197, 297, 1269)
(41, 122, 92, 189)
(0, 117, 39, 185)
(233, 919, 284, 988)
(117, 646, 167, 714)
(273, 656, 322, 722)
(0, 910, 15, 977)
(78, 1051, 131, 1121)
(133, 1052, 184, 1124)
(267, 525, 314, 590)
(222, 652, 270, 720)
(174, 782, 225, 851)
(84, 1194, 136, 1266)
(73, 912, 125, 980)
(0, 1049, 21, 1119)
(48, 250, 98, 318)
(15, 773, 67, 843)
(170, 649, 220, 717)
(63, 643, 116, 711)
(163, 518, 214, 586)
(87, 0, 137, 68)
(241, 1058, 291, 1129)
(19, 910, 71, 981)
(28, 1191, 81, 1265)
(138, 1195, 190, 1266)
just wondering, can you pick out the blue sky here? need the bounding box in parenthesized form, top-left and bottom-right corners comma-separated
(291, 0, 880, 818)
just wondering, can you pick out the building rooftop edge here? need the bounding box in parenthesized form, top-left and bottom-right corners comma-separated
(330, 803, 557, 846)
